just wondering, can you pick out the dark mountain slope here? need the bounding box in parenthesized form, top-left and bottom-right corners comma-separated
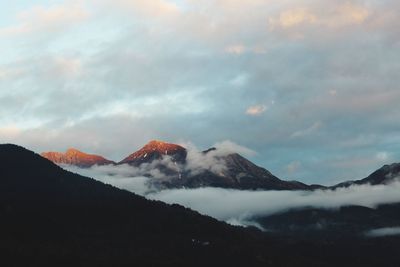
(253, 163, 400, 241)
(0, 144, 270, 266)
(162, 152, 313, 190)
(1, 144, 400, 266)
(255, 203, 400, 238)
(333, 163, 400, 188)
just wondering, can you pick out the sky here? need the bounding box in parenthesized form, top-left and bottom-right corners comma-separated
(1, 0, 400, 185)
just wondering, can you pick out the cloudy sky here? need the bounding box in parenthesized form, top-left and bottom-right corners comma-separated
(1, 0, 399, 185)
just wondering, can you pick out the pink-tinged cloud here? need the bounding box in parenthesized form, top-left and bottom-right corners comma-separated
(0, 3, 89, 36)
(268, 2, 370, 37)
(246, 105, 267, 116)
(100, 0, 180, 17)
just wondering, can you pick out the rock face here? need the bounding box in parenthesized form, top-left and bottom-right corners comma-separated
(41, 148, 115, 168)
(119, 140, 187, 166)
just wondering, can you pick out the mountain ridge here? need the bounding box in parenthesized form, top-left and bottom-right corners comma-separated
(41, 148, 115, 167)
(41, 140, 313, 191)
(40, 140, 400, 190)
(332, 163, 400, 188)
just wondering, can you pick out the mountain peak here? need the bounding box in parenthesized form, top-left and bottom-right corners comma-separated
(66, 147, 82, 153)
(119, 140, 187, 165)
(143, 140, 185, 152)
(41, 148, 115, 168)
(65, 148, 87, 156)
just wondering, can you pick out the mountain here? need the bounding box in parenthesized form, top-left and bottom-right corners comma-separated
(333, 163, 400, 188)
(41, 148, 115, 167)
(42, 140, 314, 191)
(0, 144, 269, 266)
(161, 151, 313, 190)
(119, 140, 187, 165)
(2, 144, 400, 266)
(40, 141, 400, 191)
(119, 141, 314, 190)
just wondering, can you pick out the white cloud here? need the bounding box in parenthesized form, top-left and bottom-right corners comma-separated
(148, 182, 400, 225)
(65, 164, 156, 195)
(213, 140, 256, 157)
(366, 227, 400, 237)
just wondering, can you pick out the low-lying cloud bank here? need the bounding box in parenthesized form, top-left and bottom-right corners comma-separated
(65, 164, 400, 228)
(146, 183, 400, 222)
(65, 164, 154, 195)
(366, 227, 400, 237)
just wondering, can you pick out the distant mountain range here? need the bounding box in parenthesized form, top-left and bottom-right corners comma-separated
(41, 140, 400, 191)
(41, 140, 319, 190)
(2, 144, 400, 266)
